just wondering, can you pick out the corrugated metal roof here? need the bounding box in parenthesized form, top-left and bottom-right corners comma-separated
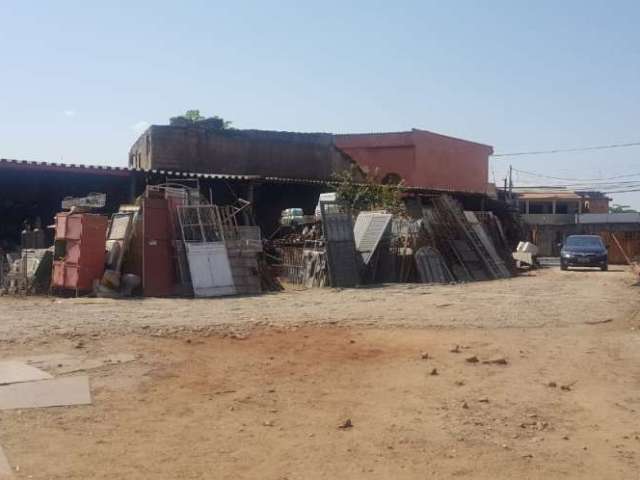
(0, 158, 131, 172)
(0, 158, 490, 197)
(0, 158, 260, 181)
(264, 176, 328, 185)
(263, 175, 487, 195)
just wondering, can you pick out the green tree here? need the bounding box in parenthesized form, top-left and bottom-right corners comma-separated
(609, 203, 638, 213)
(184, 109, 205, 122)
(333, 169, 405, 214)
(169, 110, 232, 129)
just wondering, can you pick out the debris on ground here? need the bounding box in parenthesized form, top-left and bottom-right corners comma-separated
(520, 420, 548, 431)
(430, 368, 439, 376)
(465, 355, 479, 364)
(0, 361, 52, 385)
(584, 319, 613, 325)
(450, 345, 461, 353)
(23, 353, 136, 375)
(0, 376, 91, 410)
(478, 397, 489, 403)
(547, 381, 557, 388)
(338, 419, 353, 429)
(420, 352, 430, 359)
(482, 357, 508, 365)
(462, 401, 469, 409)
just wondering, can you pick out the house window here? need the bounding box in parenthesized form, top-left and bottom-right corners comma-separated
(528, 202, 552, 214)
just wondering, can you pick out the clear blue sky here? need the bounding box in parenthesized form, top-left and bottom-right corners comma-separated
(1, 1, 639, 207)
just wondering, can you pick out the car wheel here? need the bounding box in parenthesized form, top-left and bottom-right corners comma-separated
(601, 263, 608, 271)
(560, 262, 568, 271)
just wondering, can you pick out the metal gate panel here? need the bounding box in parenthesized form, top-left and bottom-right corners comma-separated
(353, 212, 392, 265)
(185, 242, 236, 297)
(321, 202, 360, 287)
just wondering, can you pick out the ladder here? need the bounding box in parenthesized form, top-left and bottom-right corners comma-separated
(437, 196, 507, 280)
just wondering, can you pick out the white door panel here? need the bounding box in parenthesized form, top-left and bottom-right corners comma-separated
(185, 242, 236, 297)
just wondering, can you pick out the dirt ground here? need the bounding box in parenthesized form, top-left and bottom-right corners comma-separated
(0, 267, 639, 479)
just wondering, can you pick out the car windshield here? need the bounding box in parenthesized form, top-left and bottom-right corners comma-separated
(565, 236, 603, 248)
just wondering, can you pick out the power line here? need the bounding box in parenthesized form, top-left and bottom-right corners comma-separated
(512, 167, 640, 182)
(513, 180, 640, 189)
(511, 174, 640, 187)
(492, 141, 640, 158)
(596, 187, 640, 194)
(513, 184, 640, 192)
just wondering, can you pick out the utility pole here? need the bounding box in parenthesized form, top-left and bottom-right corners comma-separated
(508, 165, 513, 203)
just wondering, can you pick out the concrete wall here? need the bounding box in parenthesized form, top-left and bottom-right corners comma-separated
(129, 126, 357, 180)
(583, 197, 609, 213)
(335, 129, 492, 193)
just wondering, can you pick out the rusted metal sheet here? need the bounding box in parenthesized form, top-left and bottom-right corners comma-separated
(51, 213, 108, 291)
(415, 246, 454, 283)
(142, 198, 175, 297)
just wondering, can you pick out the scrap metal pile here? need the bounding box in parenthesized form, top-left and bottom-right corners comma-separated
(1, 185, 277, 298)
(1, 190, 515, 296)
(271, 195, 515, 288)
(419, 196, 513, 282)
(351, 195, 513, 284)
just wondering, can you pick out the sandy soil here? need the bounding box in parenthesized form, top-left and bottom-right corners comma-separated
(0, 268, 639, 479)
(0, 267, 636, 341)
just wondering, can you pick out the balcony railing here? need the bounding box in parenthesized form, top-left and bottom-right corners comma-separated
(522, 214, 576, 225)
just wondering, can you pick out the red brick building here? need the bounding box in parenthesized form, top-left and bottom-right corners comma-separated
(334, 129, 493, 194)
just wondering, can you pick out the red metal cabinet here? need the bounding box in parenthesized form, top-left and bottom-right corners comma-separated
(52, 213, 107, 291)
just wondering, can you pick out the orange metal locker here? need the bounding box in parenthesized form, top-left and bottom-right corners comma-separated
(51, 213, 107, 291)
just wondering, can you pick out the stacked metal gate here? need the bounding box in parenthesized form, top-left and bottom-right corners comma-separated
(177, 205, 236, 297)
(320, 202, 360, 287)
(176, 204, 263, 297)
